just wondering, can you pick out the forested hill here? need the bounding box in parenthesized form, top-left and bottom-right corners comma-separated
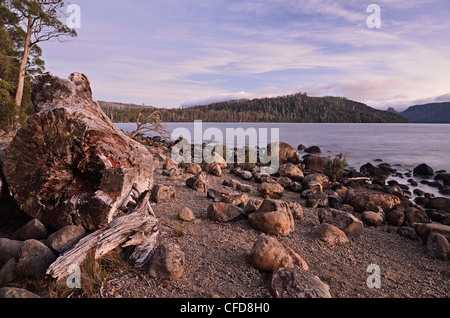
(99, 93, 411, 123)
(399, 102, 450, 123)
(98, 101, 156, 123)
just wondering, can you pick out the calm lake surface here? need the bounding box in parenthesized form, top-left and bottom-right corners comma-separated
(116, 122, 450, 198)
(116, 122, 450, 173)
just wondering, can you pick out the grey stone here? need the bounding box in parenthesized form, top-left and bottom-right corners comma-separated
(318, 208, 364, 237)
(426, 232, 450, 261)
(0, 287, 40, 298)
(269, 268, 332, 298)
(0, 258, 17, 283)
(311, 223, 349, 246)
(17, 239, 57, 278)
(46, 225, 86, 254)
(11, 218, 47, 241)
(148, 242, 185, 280)
(0, 238, 23, 263)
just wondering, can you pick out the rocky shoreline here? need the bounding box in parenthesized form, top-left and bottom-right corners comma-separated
(0, 73, 449, 298)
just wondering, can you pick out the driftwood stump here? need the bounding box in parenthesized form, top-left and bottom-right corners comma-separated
(2, 73, 155, 231)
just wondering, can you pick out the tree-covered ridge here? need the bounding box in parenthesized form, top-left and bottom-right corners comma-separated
(100, 93, 411, 123)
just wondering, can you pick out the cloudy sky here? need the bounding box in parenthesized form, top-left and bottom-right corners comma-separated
(40, 0, 450, 110)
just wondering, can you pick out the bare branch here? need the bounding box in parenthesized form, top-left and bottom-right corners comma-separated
(128, 109, 172, 142)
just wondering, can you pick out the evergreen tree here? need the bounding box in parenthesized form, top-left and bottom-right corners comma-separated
(6, 0, 76, 125)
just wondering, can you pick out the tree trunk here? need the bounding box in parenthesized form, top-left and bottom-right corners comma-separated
(14, 14, 33, 123)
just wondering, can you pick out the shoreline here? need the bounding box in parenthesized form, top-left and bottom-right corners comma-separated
(1, 132, 449, 298)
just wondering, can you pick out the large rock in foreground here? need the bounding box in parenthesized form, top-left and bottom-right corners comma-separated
(269, 268, 332, 298)
(345, 189, 401, 213)
(248, 199, 294, 236)
(2, 73, 155, 231)
(318, 208, 364, 237)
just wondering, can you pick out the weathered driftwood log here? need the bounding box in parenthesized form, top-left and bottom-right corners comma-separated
(1, 72, 155, 231)
(47, 192, 159, 280)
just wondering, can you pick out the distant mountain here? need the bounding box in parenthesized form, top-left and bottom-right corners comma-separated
(161, 93, 410, 123)
(386, 107, 399, 114)
(398, 102, 450, 123)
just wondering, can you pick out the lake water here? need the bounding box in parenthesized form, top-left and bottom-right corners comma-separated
(116, 122, 450, 198)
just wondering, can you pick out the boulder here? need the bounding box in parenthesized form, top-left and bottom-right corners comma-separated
(361, 211, 383, 227)
(288, 201, 304, 220)
(207, 187, 248, 206)
(220, 192, 248, 206)
(303, 173, 330, 190)
(344, 189, 401, 213)
(318, 208, 364, 237)
(302, 156, 330, 171)
(244, 199, 263, 214)
(285, 247, 309, 270)
(236, 182, 253, 193)
(258, 181, 284, 199)
(404, 207, 431, 226)
(186, 171, 209, 193)
(235, 169, 253, 181)
(385, 208, 405, 226)
(17, 239, 57, 278)
(268, 141, 299, 164)
(1, 73, 155, 231)
(163, 158, 178, 170)
(360, 162, 391, 179)
(413, 163, 434, 177)
(248, 199, 294, 237)
(412, 223, 450, 244)
(269, 268, 332, 298)
(311, 223, 349, 246)
(150, 185, 176, 203)
(304, 146, 322, 154)
(252, 172, 271, 185)
(148, 242, 185, 280)
(248, 236, 294, 272)
(207, 202, 245, 223)
(0, 258, 17, 283)
(425, 197, 450, 212)
(426, 232, 450, 261)
(204, 162, 222, 177)
(178, 207, 196, 222)
(426, 209, 449, 223)
(0, 238, 23, 263)
(278, 163, 304, 180)
(46, 225, 86, 254)
(0, 287, 40, 298)
(11, 218, 47, 241)
(185, 163, 202, 175)
(306, 192, 329, 208)
(396, 226, 420, 241)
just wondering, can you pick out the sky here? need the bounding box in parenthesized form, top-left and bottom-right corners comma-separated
(39, 0, 450, 110)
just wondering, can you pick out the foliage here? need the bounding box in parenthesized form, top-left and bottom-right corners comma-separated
(326, 153, 348, 177)
(0, 0, 76, 127)
(0, 0, 45, 129)
(100, 93, 411, 124)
